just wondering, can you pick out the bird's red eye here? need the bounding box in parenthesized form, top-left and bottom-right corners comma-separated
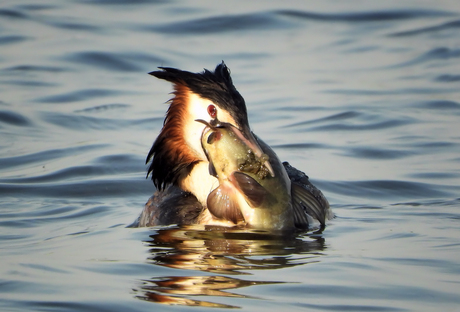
(207, 105, 217, 118)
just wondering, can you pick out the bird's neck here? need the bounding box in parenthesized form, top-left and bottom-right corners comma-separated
(149, 85, 218, 195)
(179, 161, 219, 206)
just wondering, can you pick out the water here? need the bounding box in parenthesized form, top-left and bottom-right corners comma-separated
(1, 1, 460, 311)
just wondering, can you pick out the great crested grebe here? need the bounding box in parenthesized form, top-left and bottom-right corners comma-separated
(135, 62, 332, 231)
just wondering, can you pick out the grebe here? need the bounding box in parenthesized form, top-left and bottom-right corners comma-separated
(136, 62, 332, 231)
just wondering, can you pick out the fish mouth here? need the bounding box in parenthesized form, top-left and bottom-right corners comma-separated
(195, 119, 275, 178)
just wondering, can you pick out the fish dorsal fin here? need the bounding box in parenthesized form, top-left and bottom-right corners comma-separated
(291, 183, 330, 230)
(207, 184, 243, 224)
(232, 172, 268, 208)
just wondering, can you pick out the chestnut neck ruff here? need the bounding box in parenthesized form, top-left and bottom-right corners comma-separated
(146, 84, 201, 191)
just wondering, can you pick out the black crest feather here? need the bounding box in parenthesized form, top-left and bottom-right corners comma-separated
(149, 61, 249, 128)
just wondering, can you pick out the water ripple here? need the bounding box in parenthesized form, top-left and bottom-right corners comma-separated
(74, 103, 131, 113)
(0, 110, 31, 127)
(63, 51, 164, 72)
(283, 110, 414, 132)
(15, 4, 56, 11)
(435, 74, 460, 82)
(342, 147, 414, 159)
(0, 145, 106, 171)
(0, 8, 28, 19)
(381, 257, 460, 275)
(40, 111, 157, 130)
(143, 12, 292, 34)
(272, 143, 330, 150)
(64, 52, 140, 72)
(16, 300, 150, 312)
(46, 21, 101, 32)
(2, 80, 56, 87)
(2, 64, 68, 73)
(283, 111, 361, 128)
(325, 87, 459, 95)
(0, 178, 152, 198)
(35, 89, 127, 103)
(309, 119, 411, 132)
(293, 302, 406, 312)
(409, 172, 460, 179)
(0, 204, 112, 228)
(415, 100, 460, 110)
(0, 35, 30, 45)
(0, 158, 143, 184)
(389, 19, 460, 37)
(289, 283, 460, 308)
(322, 180, 454, 200)
(393, 47, 460, 67)
(276, 9, 454, 23)
(76, 0, 168, 5)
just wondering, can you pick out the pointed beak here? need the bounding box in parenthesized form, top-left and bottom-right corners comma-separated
(231, 125, 275, 178)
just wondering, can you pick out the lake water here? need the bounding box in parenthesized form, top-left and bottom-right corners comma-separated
(1, 1, 460, 311)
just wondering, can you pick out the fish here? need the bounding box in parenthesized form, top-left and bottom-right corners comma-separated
(198, 119, 295, 230)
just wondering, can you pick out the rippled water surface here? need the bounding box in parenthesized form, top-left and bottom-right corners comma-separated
(1, 1, 460, 311)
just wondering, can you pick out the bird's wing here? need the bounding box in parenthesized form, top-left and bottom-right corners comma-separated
(283, 162, 333, 231)
(132, 185, 203, 227)
(253, 133, 332, 231)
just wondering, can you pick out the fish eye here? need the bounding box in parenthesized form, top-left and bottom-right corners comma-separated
(207, 105, 217, 118)
(207, 132, 216, 144)
(207, 130, 222, 144)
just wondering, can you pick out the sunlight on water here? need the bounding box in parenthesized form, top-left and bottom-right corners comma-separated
(1, 0, 460, 311)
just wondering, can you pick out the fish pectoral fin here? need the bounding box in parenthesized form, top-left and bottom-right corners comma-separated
(232, 172, 268, 208)
(291, 182, 331, 230)
(207, 184, 243, 224)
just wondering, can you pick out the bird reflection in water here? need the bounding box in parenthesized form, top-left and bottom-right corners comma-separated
(133, 225, 326, 308)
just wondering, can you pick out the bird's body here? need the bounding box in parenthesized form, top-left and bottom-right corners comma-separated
(135, 62, 332, 231)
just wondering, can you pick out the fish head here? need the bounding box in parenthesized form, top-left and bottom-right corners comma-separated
(198, 120, 293, 230)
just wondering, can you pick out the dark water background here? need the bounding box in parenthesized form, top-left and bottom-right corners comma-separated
(1, 1, 460, 311)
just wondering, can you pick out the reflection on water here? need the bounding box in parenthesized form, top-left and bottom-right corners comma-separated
(136, 276, 263, 308)
(134, 225, 325, 308)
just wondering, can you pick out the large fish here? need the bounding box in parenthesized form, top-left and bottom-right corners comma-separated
(198, 119, 298, 230)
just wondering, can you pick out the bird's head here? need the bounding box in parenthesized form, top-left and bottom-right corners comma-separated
(147, 62, 272, 190)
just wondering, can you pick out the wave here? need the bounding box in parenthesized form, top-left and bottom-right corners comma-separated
(62, 51, 164, 72)
(277, 9, 453, 22)
(435, 74, 460, 82)
(141, 12, 292, 34)
(388, 47, 460, 68)
(389, 19, 460, 37)
(414, 100, 460, 110)
(0, 145, 106, 171)
(320, 179, 457, 201)
(35, 88, 127, 103)
(39, 111, 158, 130)
(0, 178, 152, 198)
(0, 35, 30, 45)
(0, 110, 31, 127)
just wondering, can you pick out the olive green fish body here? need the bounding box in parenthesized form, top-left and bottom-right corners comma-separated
(200, 122, 293, 229)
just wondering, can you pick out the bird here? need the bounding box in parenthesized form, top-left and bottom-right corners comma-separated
(135, 62, 332, 231)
